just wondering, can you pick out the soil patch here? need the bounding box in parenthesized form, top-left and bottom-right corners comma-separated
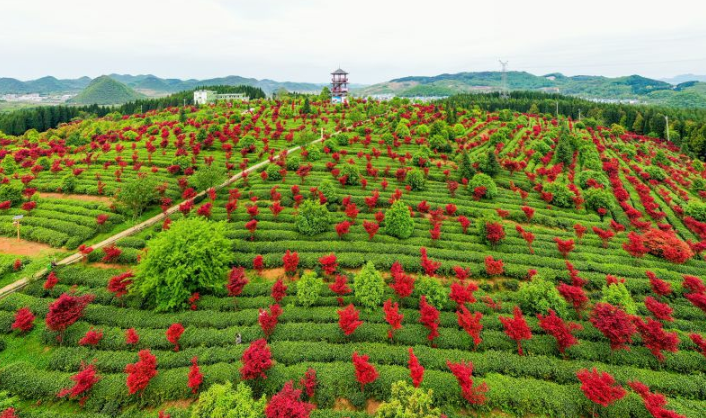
(39, 192, 113, 205)
(88, 262, 130, 270)
(0, 236, 60, 257)
(365, 399, 381, 414)
(260, 268, 285, 280)
(333, 398, 356, 411)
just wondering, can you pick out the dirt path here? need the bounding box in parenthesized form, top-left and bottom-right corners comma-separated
(38, 192, 113, 205)
(0, 236, 60, 257)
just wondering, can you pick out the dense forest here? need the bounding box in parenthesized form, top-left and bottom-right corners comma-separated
(444, 92, 706, 159)
(0, 85, 265, 136)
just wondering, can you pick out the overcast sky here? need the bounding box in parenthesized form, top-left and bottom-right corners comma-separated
(2, 0, 706, 84)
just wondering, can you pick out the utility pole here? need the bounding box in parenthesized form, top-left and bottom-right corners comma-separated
(665, 115, 670, 142)
(499, 60, 509, 99)
(140, 105, 143, 114)
(578, 109, 582, 121)
(556, 101, 559, 119)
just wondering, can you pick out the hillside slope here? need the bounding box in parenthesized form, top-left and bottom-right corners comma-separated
(68, 75, 145, 105)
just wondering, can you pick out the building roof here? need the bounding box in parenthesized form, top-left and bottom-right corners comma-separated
(331, 68, 348, 75)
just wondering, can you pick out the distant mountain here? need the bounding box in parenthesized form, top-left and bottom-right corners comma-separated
(356, 71, 706, 108)
(661, 74, 706, 85)
(68, 76, 145, 105)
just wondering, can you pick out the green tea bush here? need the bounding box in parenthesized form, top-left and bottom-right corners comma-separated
(385, 200, 414, 239)
(295, 200, 331, 236)
(297, 272, 323, 307)
(354, 262, 385, 310)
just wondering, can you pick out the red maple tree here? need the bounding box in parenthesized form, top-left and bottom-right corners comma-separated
(166, 323, 185, 352)
(125, 349, 158, 395)
(484, 256, 504, 276)
(419, 296, 440, 344)
(46, 293, 94, 341)
(240, 339, 272, 380)
(107, 272, 134, 299)
(592, 227, 615, 248)
(447, 361, 488, 405)
(259, 304, 283, 338)
(335, 220, 351, 239)
(44, 271, 59, 290)
(338, 304, 363, 336)
(537, 309, 582, 355)
(576, 368, 626, 408)
(11, 307, 34, 333)
(633, 317, 679, 362)
(352, 352, 379, 391)
(457, 305, 483, 349)
(265, 381, 314, 418)
(499, 306, 532, 355)
(187, 356, 203, 394)
(450, 281, 478, 307)
(408, 348, 424, 388)
(558, 283, 589, 316)
(590, 303, 636, 351)
(271, 279, 288, 303)
(363, 220, 380, 240)
(319, 253, 338, 276)
(125, 328, 139, 346)
(644, 296, 674, 322)
(58, 362, 100, 406)
(554, 237, 575, 258)
(628, 380, 686, 418)
(300, 367, 317, 399)
(253, 255, 265, 275)
(283, 250, 300, 276)
(226, 267, 249, 298)
(79, 328, 103, 347)
(383, 299, 404, 339)
(646, 271, 672, 297)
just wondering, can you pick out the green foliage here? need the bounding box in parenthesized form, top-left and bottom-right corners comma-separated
(285, 156, 301, 171)
(685, 200, 706, 222)
(296, 199, 331, 236)
(413, 147, 431, 168)
(405, 168, 427, 191)
(516, 276, 568, 317)
(457, 151, 475, 181)
(395, 122, 410, 138)
(296, 272, 323, 307)
(601, 282, 637, 315)
(1, 157, 18, 175)
(477, 151, 500, 176)
(644, 166, 666, 181)
(133, 218, 233, 312)
(498, 109, 513, 122)
(193, 164, 226, 190)
(319, 180, 338, 204)
(584, 187, 612, 212)
(542, 182, 574, 208)
(191, 381, 266, 418)
(115, 174, 159, 219)
(375, 381, 442, 418)
(414, 276, 448, 309)
(0, 183, 23, 204)
(554, 126, 575, 167)
(577, 170, 609, 189)
(354, 261, 385, 310)
(384, 200, 415, 239)
(429, 135, 451, 152)
(265, 164, 283, 182)
(469, 173, 497, 199)
(340, 164, 361, 186)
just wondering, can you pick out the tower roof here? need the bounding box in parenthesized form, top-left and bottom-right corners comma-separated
(331, 68, 348, 75)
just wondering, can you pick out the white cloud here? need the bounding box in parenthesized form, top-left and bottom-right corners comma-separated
(1, 0, 706, 83)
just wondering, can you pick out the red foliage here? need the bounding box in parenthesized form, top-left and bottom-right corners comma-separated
(642, 228, 693, 264)
(590, 303, 636, 351)
(11, 307, 34, 333)
(300, 367, 317, 399)
(166, 323, 185, 351)
(390, 263, 415, 299)
(245, 219, 258, 240)
(554, 237, 575, 258)
(628, 380, 686, 418)
(226, 267, 248, 298)
(187, 356, 203, 394)
(271, 279, 288, 303)
(447, 361, 488, 405)
(408, 348, 425, 388)
(58, 362, 100, 405)
(44, 271, 59, 290)
(689, 333, 706, 358)
(458, 216, 471, 234)
(252, 255, 265, 275)
(576, 368, 626, 407)
(329, 275, 351, 305)
(484, 221, 505, 246)
(319, 253, 338, 276)
(420, 247, 441, 277)
(259, 304, 283, 338)
(240, 339, 272, 380)
(46, 293, 94, 336)
(450, 281, 478, 306)
(125, 328, 139, 345)
(558, 283, 589, 315)
(265, 381, 314, 418)
(383, 299, 404, 339)
(0, 408, 17, 418)
(283, 250, 300, 275)
(352, 352, 379, 391)
(419, 296, 440, 344)
(682, 275, 705, 294)
(537, 309, 582, 354)
(79, 328, 103, 346)
(457, 305, 483, 349)
(633, 317, 679, 362)
(453, 265, 471, 281)
(522, 205, 535, 221)
(363, 220, 380, 240)
(646, 271, 672, 297)
(473, 186, 487, 201)
(125, 349, 158, 395)
(499, 306, 532, 355)
(101, 245, 122, 262)
(644, 296, 674, 322)
(592, 227, 615, 248)
(623, 231, 650, 257)
(338, 304, 363, 336)
(335, 220, 351, 238)
(574, 223, 587, 241)
(686, 292, 706, 313)
(484, 255, 504, 276)
(107, 272, 134, 299)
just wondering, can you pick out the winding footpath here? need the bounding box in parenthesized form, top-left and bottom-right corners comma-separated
(0, 130, 333, 299)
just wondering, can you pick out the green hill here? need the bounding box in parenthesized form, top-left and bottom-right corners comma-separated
(68, 75, 145, 105)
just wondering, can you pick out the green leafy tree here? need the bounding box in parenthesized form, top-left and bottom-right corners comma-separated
(133, 218, 233, 312)
(296, 199, 331, 235)
(296, 272, 323, 307)
(376, 381, 442, 418)
(516, 276, 568, 317)
(406, 168, 427, 191)
(584, 187, 612, 213)
(192, 164, 226, 190)
(479, 150, 500, 176)
(300, 97, 311, 115)
(469, 173, 497, 199)
(0, 183, 23, 204)
(457, 151, 475, 181)
(601, 282, 636, 314)
(354, 261, 385, 310)
(543, 182, 574, 208)
(415, 276, 448, 309)
(191, 382, 266, 418)
(340, 164, 361, 186)
(115, 174, 159, 220)
(385, 200, 415, 239)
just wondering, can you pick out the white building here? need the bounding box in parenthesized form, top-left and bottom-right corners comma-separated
(194, 90, 248, 105)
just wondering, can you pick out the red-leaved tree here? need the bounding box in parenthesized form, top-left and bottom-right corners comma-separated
(537, 309, 582, 355)
(79, 328, 103, 347)
(500, 306, 532, 355)
(644, 296, 674, 322)
(589, 303, 636, 351)
(11, 307, 34, 333)
(628, 380, 686, 418)
(419, 296, 440, 345)
(57, 362, 100, 406)
(166, 323, 185, 352)
(576, 368, 626, 411)
(457, 305, 483, 350)
(338, 304, 363, 337)
(383, 299, 404, 340)
(107, 272, 134, 300)
(408, 348, 424, 388)
(558, 283, 589, 317)
(484, 256, 504, 276)
(283, 250, 300, 276)
(46, 293, 94, 342)
(633, 317, 679, 362)
(352, 352, 379, 391)
(447, 361, 488, 405)
(329, 274, 351, 306)
(125, 349, 158, 395)
(300, 367, 317, 400)
(265, 381, 314, 418)
(240, 339, 272, 380)
(318, 253, 338, 276)
(125, 328, 139, 346)
(259, 304, 283, 338)
(272, 279, 288, 303)
(450, 281, 478, 307)
(554, 237, 575, 258)
(188, 356, 203, 394)
(226, 267, 249, 302)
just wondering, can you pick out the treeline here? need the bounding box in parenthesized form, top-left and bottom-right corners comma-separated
(445, 92, 706, 159)
(0, 85, 265, 136)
